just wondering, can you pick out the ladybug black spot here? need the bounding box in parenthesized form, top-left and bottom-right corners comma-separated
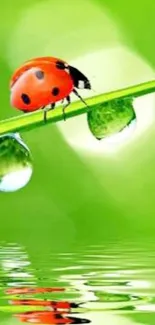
(56, 61, 65, 70)
(35, 70, 44, 79)
(52, 87, 60, 96)
(21, 93, 31, 105)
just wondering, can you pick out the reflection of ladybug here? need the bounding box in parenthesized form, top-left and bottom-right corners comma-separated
(10, 56, 91, 122)
(6, 287, 65, 295)
(9, 299, 79, 311)
(14, 311, 72, 324)
(14, 311, 91, 324)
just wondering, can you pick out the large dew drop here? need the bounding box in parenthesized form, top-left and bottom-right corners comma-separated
(87, 97, 136, 140)
(0, 133, 33, 192)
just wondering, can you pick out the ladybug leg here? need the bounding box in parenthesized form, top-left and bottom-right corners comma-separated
(73, 89, 89, 108)
(43, 103, 55, 123)
(50, 103, 55, 110)
(62, 95, 71, 121)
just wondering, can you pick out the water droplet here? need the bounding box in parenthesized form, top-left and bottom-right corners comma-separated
(87, 97, 136, 140)
(0, 133, 33, 192)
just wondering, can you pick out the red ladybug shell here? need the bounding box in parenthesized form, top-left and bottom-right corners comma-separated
(10, 57, 68, 88)
(10, 62, 73, 112)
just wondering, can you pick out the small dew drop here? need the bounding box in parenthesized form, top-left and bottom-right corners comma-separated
(0, 133, 33, 192)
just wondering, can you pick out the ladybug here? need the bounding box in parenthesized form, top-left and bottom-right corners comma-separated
(10, 56, 91, 122)
(14, 311, 73, 324)
(14, 311, 90, 324)
(9, 298, 79, 311)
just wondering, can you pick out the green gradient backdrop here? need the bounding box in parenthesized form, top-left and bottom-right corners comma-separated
(0, 0, 155, 261)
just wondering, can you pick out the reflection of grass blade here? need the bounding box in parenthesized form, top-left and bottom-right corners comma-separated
(0, 306, 44, 312)
(0, 79, 155, 136)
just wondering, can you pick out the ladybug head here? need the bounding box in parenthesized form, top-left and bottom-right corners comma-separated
(68, 65, 91, 90)
(54, 60, 91, 90)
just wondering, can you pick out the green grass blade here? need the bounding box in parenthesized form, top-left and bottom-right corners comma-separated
(0, 79, 155, 136)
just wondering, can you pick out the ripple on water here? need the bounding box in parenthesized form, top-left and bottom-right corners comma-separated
(0, 242, 155, 324)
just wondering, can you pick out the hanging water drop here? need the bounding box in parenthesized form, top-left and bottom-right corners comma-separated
(87, 97, 136, 140)
(0, 133, 33, 192)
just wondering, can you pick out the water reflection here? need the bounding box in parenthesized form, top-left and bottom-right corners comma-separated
(14, 310, 91, 324)
(6, 287, 65, 295)
(1, 242, 155, 324)
(6, 287, 90, 324)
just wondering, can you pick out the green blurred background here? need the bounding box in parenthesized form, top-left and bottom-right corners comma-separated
(1, 1, 155, 325)
(0, 0, 155, 261)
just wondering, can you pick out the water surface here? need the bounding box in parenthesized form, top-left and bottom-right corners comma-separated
(0, 240, 155, 324)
